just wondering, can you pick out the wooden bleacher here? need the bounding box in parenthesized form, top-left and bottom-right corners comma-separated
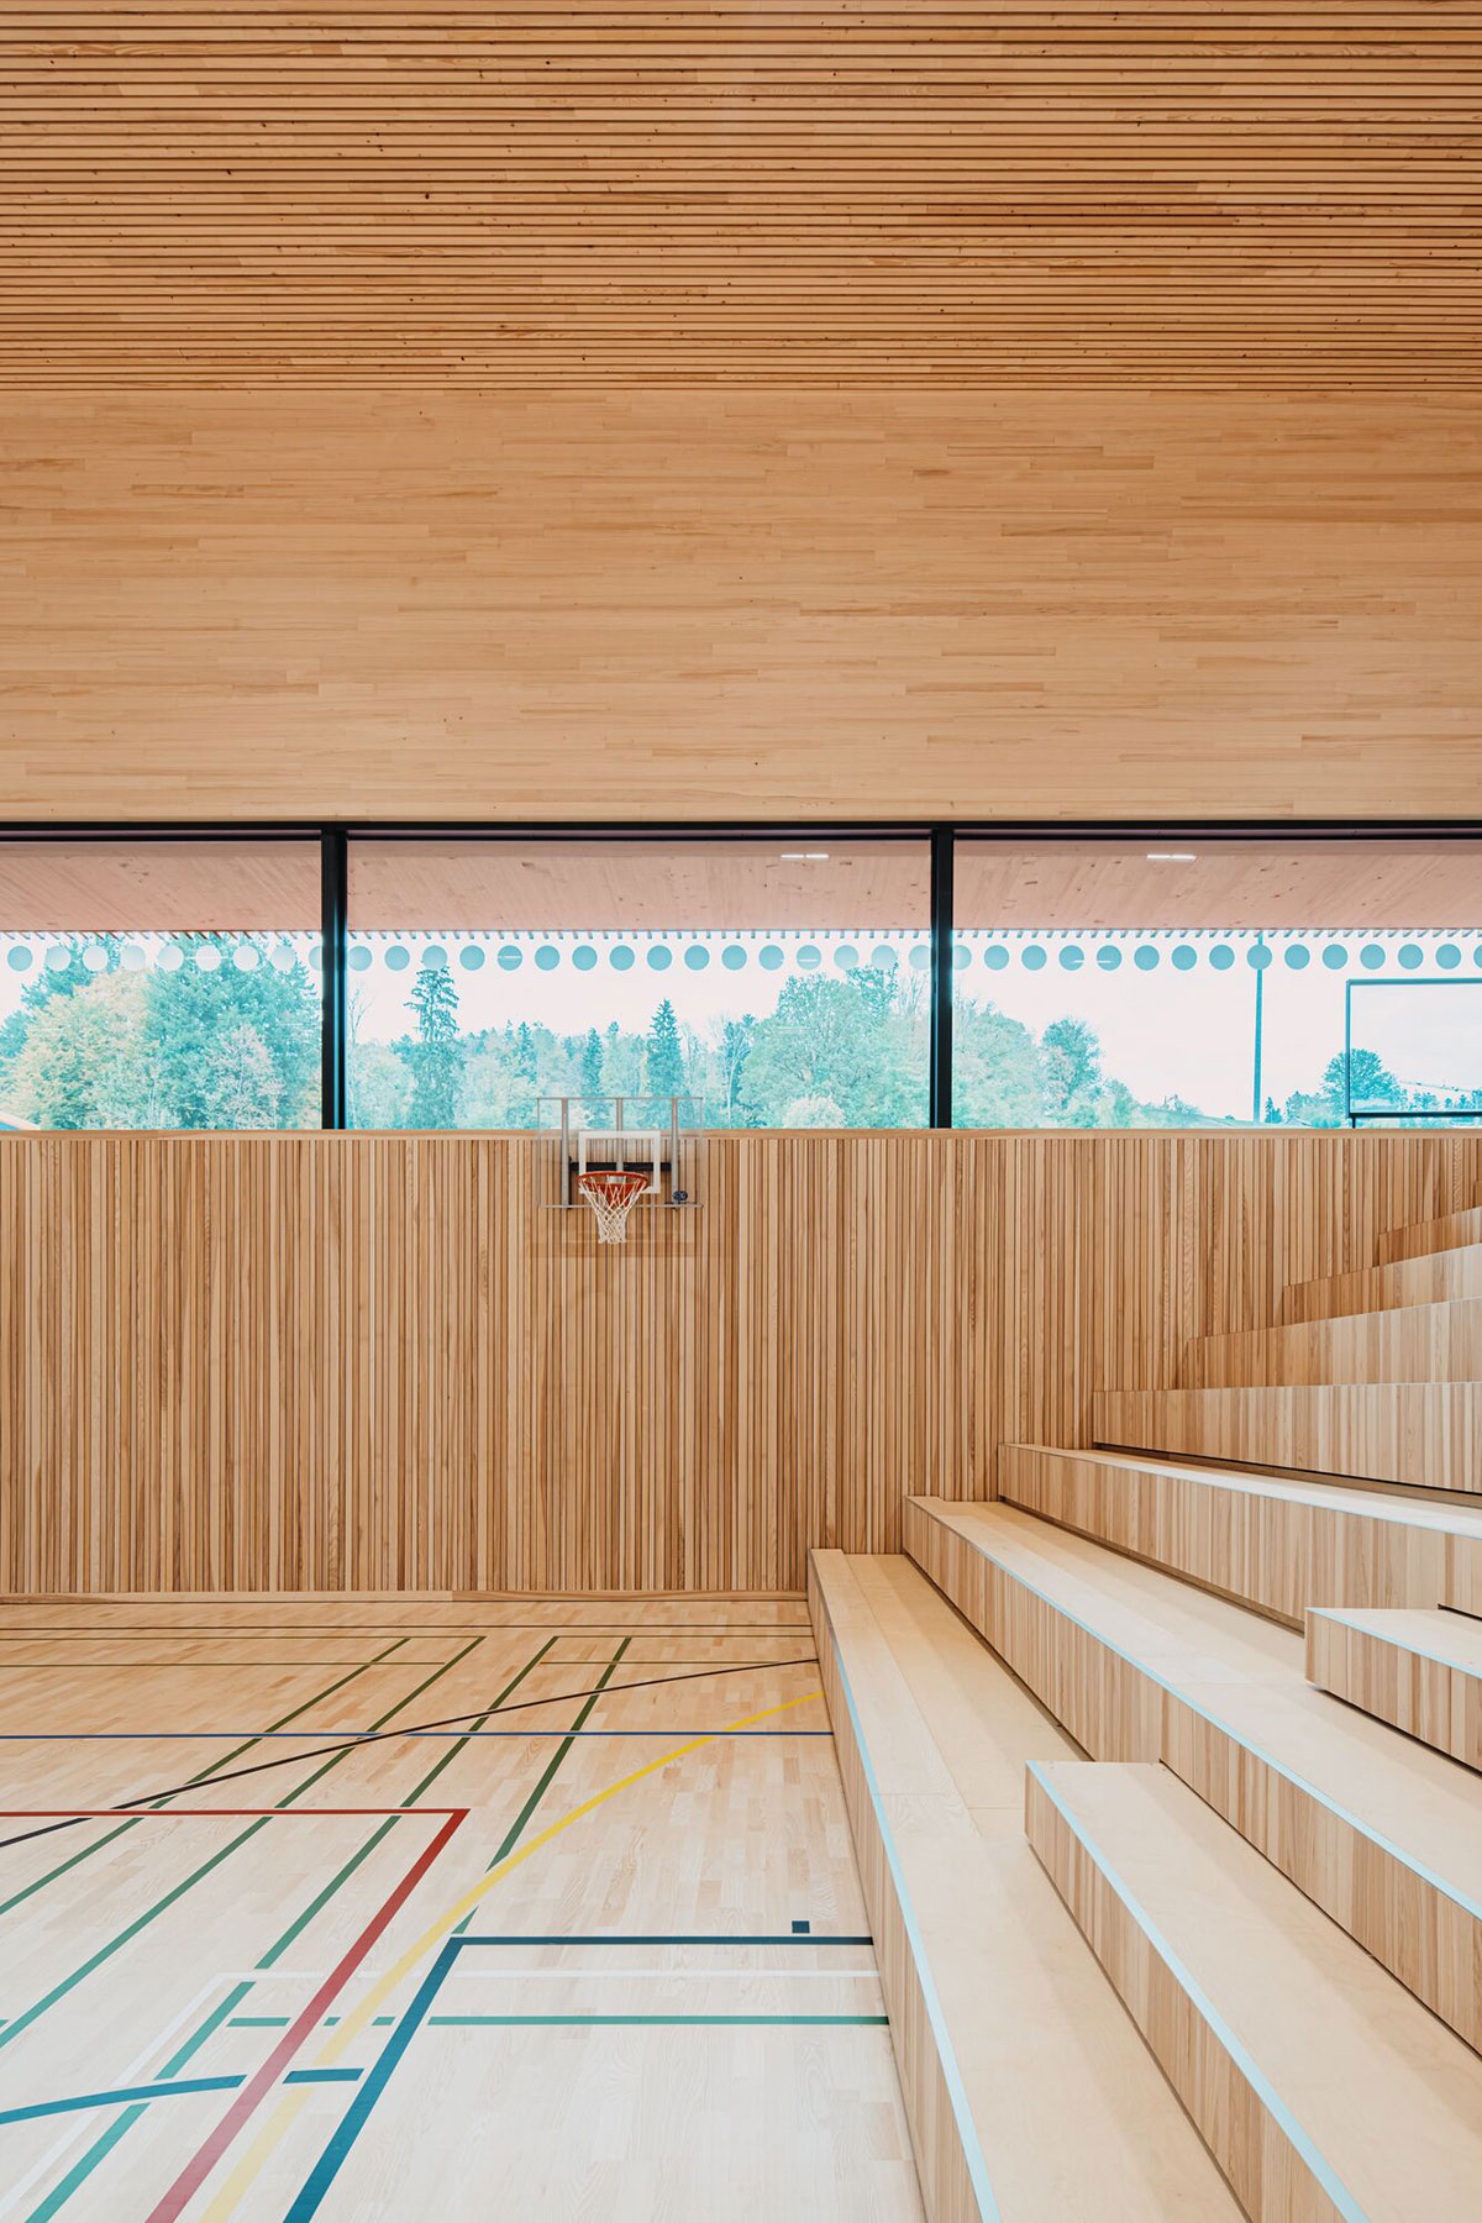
(816, 1183, 1482, 2218)
(1306, 1604, 1482, 1768)
(1027, 1760, 1482, 2221)
(808, 1550, 1244, 2222)
(998, 1444, 1482, 1625)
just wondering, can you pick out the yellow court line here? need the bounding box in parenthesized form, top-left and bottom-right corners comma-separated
(199, 1687, 827, 2220)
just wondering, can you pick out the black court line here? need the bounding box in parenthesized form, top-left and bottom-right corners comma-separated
(0, 1656, 824, 1853)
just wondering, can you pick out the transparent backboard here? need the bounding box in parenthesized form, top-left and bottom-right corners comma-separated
(1348, 981, 1482, 1118)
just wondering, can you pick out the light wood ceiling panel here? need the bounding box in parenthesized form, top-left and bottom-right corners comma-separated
(350, 839, 930, 930)
(2, 4, 1479, 385)
(955, 840, 1482, 929)
(0, 840, 321, 930)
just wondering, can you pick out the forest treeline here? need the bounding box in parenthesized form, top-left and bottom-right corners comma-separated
(0, 937, 1436, 1131)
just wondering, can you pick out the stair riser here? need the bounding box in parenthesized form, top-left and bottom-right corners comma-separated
(1306, 1614, 1482, 1774)
(1026, 1769, 1346, 2223)
(1379, 1208, 1482, 1266)
(1282, 1248, 1482, 1325)
(1184, 1306, 1482, 1389)
(1093, 1386, 1482, 1496)
(906, 1501, 1482, 2055)
(998, 1447, 1482, 1627)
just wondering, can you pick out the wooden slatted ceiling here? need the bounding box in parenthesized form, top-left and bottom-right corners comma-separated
(3, 5, 1480, 386)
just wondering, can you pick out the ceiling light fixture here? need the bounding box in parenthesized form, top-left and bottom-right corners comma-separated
(1146, 851, 1197, 863)
(780, 851, 830, 861)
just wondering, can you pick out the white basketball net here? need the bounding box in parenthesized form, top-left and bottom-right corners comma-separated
(577, 1172, 651, 1244)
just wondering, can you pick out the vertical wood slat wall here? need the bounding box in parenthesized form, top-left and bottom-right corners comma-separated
(4, 1130, 1480, 1596)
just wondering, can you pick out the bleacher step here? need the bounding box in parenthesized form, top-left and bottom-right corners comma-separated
(905, 1496, 1482, 2054)
(809, 1550, 1243, 2221)
(998, 1444, 1482, 1625)
(1307, 1605, 1482, 1771)
(1027, 1760, 1482, 2223)
(1092, 1382, 1482, 1495)
(1182, 1296, 1482, 1388)
(1281, 1240, 1482, 1325)
(1378, 1204, 1482, 1265)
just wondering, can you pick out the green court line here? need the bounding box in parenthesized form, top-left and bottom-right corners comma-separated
(453, 1634, 633, 1938)
(11, 1637, 500, 2218)
(256, 1634, 560, 1969)
(23, 1984, 255, 2223)
(0, 1661, 435, 1670)
(0, 1637, 413, 1924)
(0, 1638, 481, 2052)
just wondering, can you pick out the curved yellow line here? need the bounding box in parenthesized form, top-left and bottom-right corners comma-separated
(200, 1687, 826, 2218)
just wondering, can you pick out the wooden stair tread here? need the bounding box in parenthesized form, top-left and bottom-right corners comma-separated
(1307, 1605, 1482, 1772)
(1027, 1760, 1482, 2223)
(906, 1496, 1482, 2048)
(809, 1551, 1243, 2221)
(1093, 1382, 1482, 1496)
(999, 1443, 1482, 1625)
(913, 1500, 1482, 1895)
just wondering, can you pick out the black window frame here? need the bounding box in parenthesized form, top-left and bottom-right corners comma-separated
(3, 819, 1480, 1132)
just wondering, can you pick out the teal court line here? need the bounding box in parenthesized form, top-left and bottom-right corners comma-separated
(0, 2013, 892, 2131)
(15, 1632, 556, 2218)
(0, 1637, 488, 2047)
(9, 1622, 825, 2217)
(0, 1636, 418, 1923)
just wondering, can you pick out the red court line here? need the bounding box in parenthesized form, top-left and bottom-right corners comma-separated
(138, 1805, 469, 2223)
(1, 1807, 453, 1819)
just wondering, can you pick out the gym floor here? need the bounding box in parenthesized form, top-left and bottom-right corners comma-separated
(0, 1598, 922, 2220)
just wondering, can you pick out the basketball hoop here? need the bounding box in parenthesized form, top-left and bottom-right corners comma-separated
(577, 1171, 651, 1244)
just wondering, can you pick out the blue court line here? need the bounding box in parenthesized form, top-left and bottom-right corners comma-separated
(457, 1932, 872, 1946)
(0, 2068, 368, 2131)
(0, 1729, 830, 1742)
(282, 1930, 876, 2220)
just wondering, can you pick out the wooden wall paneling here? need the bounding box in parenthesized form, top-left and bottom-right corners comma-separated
(8, 1128, 1482, 1596)
(3, 392, 1481, 825)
